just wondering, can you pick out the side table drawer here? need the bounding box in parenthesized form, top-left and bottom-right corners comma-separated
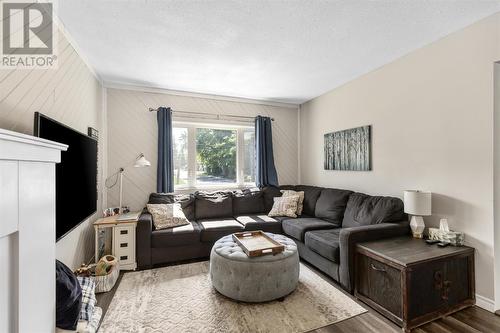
(115, 247, 134, 265)
(356, 254, 402, 319)
(113, 225, 136, 267)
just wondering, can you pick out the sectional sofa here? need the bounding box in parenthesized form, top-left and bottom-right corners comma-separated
(136, 185, 409, 292)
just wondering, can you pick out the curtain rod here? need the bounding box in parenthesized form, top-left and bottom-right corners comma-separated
(148, 107, 274, 121)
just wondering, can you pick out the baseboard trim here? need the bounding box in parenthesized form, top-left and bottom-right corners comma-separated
(475, 293, 495, 312)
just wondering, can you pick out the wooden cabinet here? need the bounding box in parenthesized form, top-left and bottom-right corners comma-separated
(355, 237, 475, 332)
(94, 215, 137, 270)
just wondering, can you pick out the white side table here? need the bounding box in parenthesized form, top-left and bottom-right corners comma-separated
(94, 215, 138, 270)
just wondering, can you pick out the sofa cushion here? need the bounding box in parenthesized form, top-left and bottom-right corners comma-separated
(198, 218, 244, 242)
(232, 189, 265, 215)
(342, 192, 406, 228)
(279, 185, 297, 191)
(151, 221, 202, 247)
(261, 186, 282, 212)
(148, 193, 195, 221)
(234, 214, 282, 233)
(294, 185, 323, 216)
(282, 217, 337, 241)
(195, 191, 233, 220)
(304, 229, 341, 263)
(314, 188, 353, 226)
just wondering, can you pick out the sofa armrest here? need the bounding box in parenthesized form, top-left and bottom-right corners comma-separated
(136, 211, 153, 269)
(338, 221, 410, 293)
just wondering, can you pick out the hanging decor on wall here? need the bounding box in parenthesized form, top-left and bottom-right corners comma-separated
(324, 125, 371, 171)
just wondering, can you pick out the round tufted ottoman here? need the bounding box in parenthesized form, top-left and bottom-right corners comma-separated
(210, 233, 299, 302)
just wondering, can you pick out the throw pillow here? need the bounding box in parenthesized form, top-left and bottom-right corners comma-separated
(268, 195, 300, 218)
(147, 203, 190, 230)
(281, 190, 305, 215)
(77, 276, 96, 322)
(56, 260, 82, 331)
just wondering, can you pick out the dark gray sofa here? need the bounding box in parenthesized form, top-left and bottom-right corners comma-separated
(136, 185, 409, 292)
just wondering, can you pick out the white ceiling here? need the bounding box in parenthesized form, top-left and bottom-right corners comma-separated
(57, 1, 500, 104)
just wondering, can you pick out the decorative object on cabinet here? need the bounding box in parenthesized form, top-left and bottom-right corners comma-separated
(428, 228, 465, 246)
(404, 190, 431, 238)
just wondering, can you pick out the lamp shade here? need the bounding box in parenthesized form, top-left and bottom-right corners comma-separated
(404, 190, 431, 216)
(134, 154, 151, 168)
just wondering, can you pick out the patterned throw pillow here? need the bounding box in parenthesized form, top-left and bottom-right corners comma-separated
(77, 276, 96, 322)
(281, 190, 305, 215)
(147, 203, 190, 230)
(268, 195, 300, 218)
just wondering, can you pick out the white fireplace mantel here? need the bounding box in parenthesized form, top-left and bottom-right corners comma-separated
(0, 128, 67, 333)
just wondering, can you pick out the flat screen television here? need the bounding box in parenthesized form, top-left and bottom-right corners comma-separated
(34, 112, 98, 241)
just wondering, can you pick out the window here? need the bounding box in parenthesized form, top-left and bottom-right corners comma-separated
(172, 123, 255, 189)
(243, 129, 255, 183)
(172, 127, 188, 186)
(196, 128, 237, 185)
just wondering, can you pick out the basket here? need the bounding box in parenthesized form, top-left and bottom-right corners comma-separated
(94, 260, 120, 293)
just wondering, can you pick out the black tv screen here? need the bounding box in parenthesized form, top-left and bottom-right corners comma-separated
(34, 112, 97, 241)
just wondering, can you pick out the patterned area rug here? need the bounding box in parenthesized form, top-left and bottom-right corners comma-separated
(99, 262, 366, 333)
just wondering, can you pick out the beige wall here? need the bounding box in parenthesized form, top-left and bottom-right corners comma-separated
(0, 28, 103, 269)
(494, 62, 500, 309)
(106, 87, 299, 212)
(300, 13, 500, 304)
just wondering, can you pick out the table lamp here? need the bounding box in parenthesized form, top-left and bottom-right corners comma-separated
(106, 153, 151, 214)
(404, 190, 432, 238)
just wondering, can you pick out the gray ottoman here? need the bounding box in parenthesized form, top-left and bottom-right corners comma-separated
(210, 233, 299, 302)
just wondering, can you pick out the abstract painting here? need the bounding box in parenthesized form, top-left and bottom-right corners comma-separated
(324, 125, 371, 171)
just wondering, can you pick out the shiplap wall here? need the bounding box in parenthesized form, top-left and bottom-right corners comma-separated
(0, 28, 103, 269)
(106, 87, 299, 212)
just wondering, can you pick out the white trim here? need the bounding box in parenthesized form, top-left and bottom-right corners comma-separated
(0, 128, 67, 151)
(101, 86, 108, 209)
(475, 293, 495, 312)
(53, 14, 101, 82)
(103, 81, 299, 109)
(297, 104, 301, 184)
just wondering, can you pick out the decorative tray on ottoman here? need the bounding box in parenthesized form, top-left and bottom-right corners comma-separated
(232, 230, 285, 257)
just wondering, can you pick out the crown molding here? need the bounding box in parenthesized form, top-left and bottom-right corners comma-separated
(103, 81, 299, 109)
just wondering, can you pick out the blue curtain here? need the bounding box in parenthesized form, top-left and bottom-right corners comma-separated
(255, 116, 279, 187)
(157, 107, 174, 193)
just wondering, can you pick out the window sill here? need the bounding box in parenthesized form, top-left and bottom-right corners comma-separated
(174, 184, 257, 193)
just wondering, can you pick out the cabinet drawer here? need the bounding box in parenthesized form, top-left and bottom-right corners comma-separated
(357, 255, 402, 318)
(114, 226, 133, 239)
(114, 247, 134, 264)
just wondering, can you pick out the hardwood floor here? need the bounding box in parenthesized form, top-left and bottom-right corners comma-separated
(97, 261, 500, 332)
(316, 307, 500, 333)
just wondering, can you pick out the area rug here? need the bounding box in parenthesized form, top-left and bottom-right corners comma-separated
(99, 262, 366, 333)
